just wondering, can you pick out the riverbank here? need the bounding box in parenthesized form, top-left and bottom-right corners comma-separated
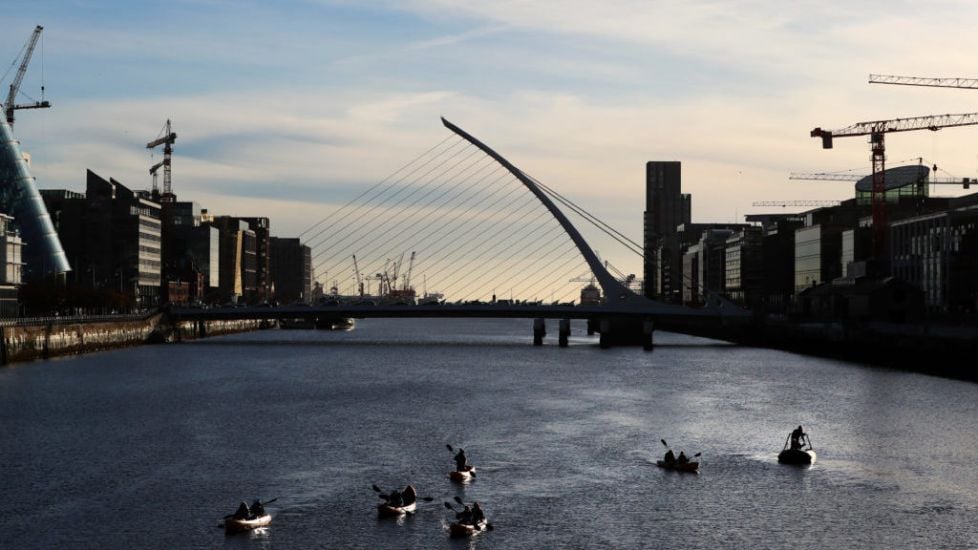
(659, 315, 978, 381)
(0, 314, 266, 365)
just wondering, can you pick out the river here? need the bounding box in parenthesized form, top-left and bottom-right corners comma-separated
(1, 318, 977, 549)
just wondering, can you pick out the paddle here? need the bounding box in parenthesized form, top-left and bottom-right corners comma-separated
(447, 444, 476, 477)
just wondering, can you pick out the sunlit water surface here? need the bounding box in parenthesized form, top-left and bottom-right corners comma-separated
(2, 318, 977, 549)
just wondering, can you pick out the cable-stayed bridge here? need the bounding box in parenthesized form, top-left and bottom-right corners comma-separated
(170, 118, 750, 347)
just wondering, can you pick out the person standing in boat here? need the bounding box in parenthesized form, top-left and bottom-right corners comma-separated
(790, 426, 806, 450)
(454, 448, 468, 472)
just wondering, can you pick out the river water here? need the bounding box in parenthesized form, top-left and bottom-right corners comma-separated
(2, 318, 977, 549)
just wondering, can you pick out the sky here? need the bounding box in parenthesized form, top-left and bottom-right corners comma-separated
(5, 0, 978, 282)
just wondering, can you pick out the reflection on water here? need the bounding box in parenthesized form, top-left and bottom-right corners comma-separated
(2, 318, 978, 549)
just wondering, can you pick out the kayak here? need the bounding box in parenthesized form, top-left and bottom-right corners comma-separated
(377, 501, 416, 517)
(778, 448, 816, 465)
(449, 466, 476, 482)
(224, 514, 272, 534)
(377, 485, 417, 517)
(450, 520, 488, 538)
(656, 460, 699, 473)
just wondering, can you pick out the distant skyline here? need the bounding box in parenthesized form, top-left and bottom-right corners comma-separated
(5, 0, 978, 279)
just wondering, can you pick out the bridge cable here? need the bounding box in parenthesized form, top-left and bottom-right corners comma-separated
(301, 136, 466, 257)
(309, 140, 479, 265)
(298, 134, 456, 240)
(339, 156, 501, 280)
(525, 172, 644, 256)
(313, 148, 494, 281)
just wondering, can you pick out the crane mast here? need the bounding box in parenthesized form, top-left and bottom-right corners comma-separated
(146, 119, 177, 202)
(402, 251, 415, 291)
(4, 25, 51, 128)
(811, 112, 978, 258)
(352, 254, 363, 296)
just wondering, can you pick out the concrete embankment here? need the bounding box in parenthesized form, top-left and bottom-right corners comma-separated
(659, 316, 978, 380)
(0, 314, 266, 365)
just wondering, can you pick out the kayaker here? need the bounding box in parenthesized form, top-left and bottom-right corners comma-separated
(471, 502, 486, 524)
(454, 448, 468, 472)
(456, 504, 474, 525)
(233, 501, 251, 520)
(250, 498, 265, 518)
(790, 426, 806, 450)
(677, 451, 689, 464)
(663, 449, 676, 465)
(387, 488, 404, 508)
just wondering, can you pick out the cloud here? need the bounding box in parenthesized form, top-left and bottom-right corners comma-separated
(11, 0, 978, 285)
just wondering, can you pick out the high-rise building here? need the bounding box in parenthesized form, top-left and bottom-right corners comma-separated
(206, 216, 268, 304)
(162, 201, 220, 303)
(0, 213, 23, 316)
(644, 161, 691, 299)
(40, 170, 162, 308)
(270, 237, 312, 304)
(239, 217, 271, 303)
(0, 112, 70, 278)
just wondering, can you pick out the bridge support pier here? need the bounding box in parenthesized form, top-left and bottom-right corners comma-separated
(586, 318, 596, 336)
(597, 317, 656, 349)
(599, 319, 612, 349)
(533, 318, 546, 346)
(643, 320, 655, 351)
(558, 319, 570, 347)
(197, 320, 207, 339)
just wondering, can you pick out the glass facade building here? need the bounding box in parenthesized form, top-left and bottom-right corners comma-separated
(0, 112, 69, 277)
(890, 209, 978, 312)
(794, 225, 842, 293)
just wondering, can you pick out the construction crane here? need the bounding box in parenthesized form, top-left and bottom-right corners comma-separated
(4, 25, 51, 128)
(402, 251, 415, 291)
(352, 254, 364, 296)
(869, 74, 978, 90)
(146, 119, 177, 202)
(789, 171, 973, 188)
(811, 112, 978, 257)
(149, 161, 165, 194)
(752, 200, 841, 208)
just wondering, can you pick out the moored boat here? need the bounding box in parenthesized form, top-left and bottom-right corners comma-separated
(449, 520, 488, 538)
(656, 460, 699, 473)
(224, 514, 272, 534)
(449, 466, 476, 482)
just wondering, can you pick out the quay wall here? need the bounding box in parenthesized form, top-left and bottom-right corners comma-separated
(658, 316, 978, 380)
(0, 315, 266, 365)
